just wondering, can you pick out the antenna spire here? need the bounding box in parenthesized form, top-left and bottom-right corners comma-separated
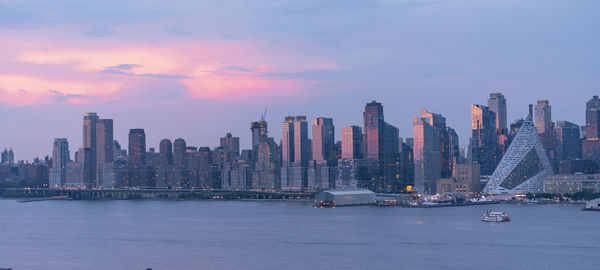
(261, 107, 267, 121)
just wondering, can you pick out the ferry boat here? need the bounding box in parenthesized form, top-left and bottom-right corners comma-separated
(482, 210, 510, 222)
(314, 200, 335, 208)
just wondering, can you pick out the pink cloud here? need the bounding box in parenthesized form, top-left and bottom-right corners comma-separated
(0, 34, 338, 106)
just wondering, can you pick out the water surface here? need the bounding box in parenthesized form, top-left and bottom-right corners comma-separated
(1, 200, 598, 270)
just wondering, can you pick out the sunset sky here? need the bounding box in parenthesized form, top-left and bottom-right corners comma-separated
(1, 0, 599, 161)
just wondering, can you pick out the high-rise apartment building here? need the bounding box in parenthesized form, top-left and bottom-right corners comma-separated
(342, 126, 363, 159)
(49, 138, 70, 188)
(251, 120, 268, 149)
(173, 138, 188, 187)
(197, 147, 212, 189)
(469, 104, 499, 175)
(413, 115, 441, 194)
(128, 129, 146, 167)
(281, 116, 295, 166)
(535, 100, 552, 133)
(293, 116, 309, 167)
(583, 96, 600, 161)
(66, 147, 93, 188)
(95, 118, 113, 181)
(1, 148, 14, 164)
(363, 101, 385, 161)
(555, 121, 581, 160)
(421, 109, 454, 178)
(413, 110, 444, 194)
(488, 93, 508, 132)
(586, 95, 600, 139)
(96, 119, 114, 165)
(281, 116, 309, 191)
(220, 133, 240, 157)
(83, 113, 99, 179)
(159, 139, 173, 167)
(312, 117, 334, 164)
(156, 139, 173, 188)
(82, 113, 114, 181)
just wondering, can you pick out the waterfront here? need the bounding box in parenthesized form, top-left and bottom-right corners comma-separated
(1, 200, 599, 270)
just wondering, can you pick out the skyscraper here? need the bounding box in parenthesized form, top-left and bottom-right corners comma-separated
(49, 138, 70, 188)
(446, 127, 461, 167)
(254, 137, 281, 191)
(83, 113, 99, 179)
(583, 96, 600, 161)
(281, 116, 295, 166)
(342, 126, 363, 159)
(420, 109, 453, 178)
(128, 129, 146, 167)
(173, 138, 188, 187)
(413, 114, 441, 194)
(156, 139, 173, 188)
(250, 120, 268, 149)
(488, 93, 508, 132)
(535, 100, 552, 133)
(469, 104, 499, 175)
(186, 146, 200, 188)
(159, 139, 173, 167)
(96, 119, 114, 165)
(363, 101, 385, 161)
(293, 116, 309, 167)
(484, 109, 553, 194)
(196, 147, 212, 188)
(66, 147, 93, 188)
(585, 95, 600, 139)
(95, 118, 113, 181)
(173, 139, 187, 167)
(1, 148, 14, 164)
(382, 122, 400, 192)
(555, 121, 581, 160)
(312, 117, 334, 164)
(220, 133, 240, 157)
(281, 116, 309, 191)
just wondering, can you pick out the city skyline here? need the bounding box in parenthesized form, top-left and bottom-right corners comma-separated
(3, 93, 600, 162)
(1, 2, 599, 269)
(1, 0, 599, 161)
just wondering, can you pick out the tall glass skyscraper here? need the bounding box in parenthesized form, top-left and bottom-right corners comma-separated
(363, 101, 384, 161)
(49, 138, 70, 188)
(312, 117, 334, 164)
(413, 113, 441, 194)
(128, 129, 146, 168)
(535, 100, 552, 133)
(83, 113, 99, 180)
(342, 125, 363, 159)
(586, 95, 600, 139)
(470, 104, 499, 175)
(488, 93, 508, 133)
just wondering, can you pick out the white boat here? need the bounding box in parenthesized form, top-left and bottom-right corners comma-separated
(482, 210, 510, 222)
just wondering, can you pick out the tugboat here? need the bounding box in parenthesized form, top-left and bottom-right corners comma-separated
(482, 210, 510, 222)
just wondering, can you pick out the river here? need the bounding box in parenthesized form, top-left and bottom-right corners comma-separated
(0, 200, 598, 269)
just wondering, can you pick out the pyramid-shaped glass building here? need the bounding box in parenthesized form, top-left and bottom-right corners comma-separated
(483, 113, 553, 194)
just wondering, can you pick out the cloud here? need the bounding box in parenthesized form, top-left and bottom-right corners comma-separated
(0, 35, 338, 106)
(85, 26, 116, 37)
(222, 66, 251, 72)
(0, 74, 121, 106)
(101, 63, 190, 79)
(109, 63, 142, 70)
(48, 89, 89, 104)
